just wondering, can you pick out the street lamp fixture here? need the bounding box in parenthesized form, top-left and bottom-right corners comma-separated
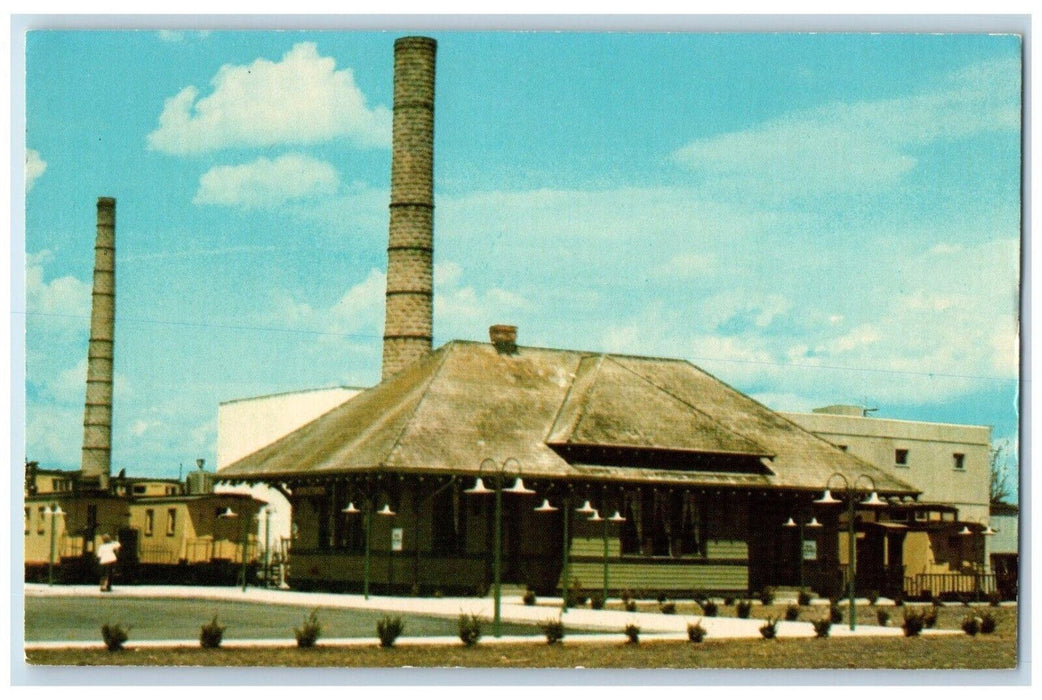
(814, 472, 885, 630)
(343, 497, 396, 600)
(576, 499, 596, 515)
(534, 499, 558, 513)
(46, 504, 65, 586)
(465, 457, 534, 637)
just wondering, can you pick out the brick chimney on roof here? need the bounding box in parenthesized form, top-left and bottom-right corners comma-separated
(382, 36, 437, 380)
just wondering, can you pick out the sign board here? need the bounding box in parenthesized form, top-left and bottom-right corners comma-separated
(391, 527, 404, 552)
(802, 539, 817, 561)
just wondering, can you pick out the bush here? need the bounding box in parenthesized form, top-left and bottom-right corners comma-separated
(759, 588, 775, 606)
(101, 623, 129, 652)
(294, 609, 322, 648)
(930, 594, 944, 608)
(988, 590, 1002, 607)
(924, 605, 939, 629)
(376, 615, 405, 648)
(624, 623, 640, 644)
(458, 613, 484, 647)
(829, 603, 844, 624)
(893, 593, 904, 607)
(568, 579, 588, 607)
(784, 603, 801, 622)
(590, 591, 605, 610)
(656, 591, 668, 604)
(691, 590, 708, 605)
(199, 614, 225, 649)
(620, 589, 633, 604)
(699, 599, 718, 617)
(736, 600, 752, 619)
(876, 609, 890, 627)
(687, 619, 707, 643)
(724, 596, 735, 606)
(541, 617, 565, 645)
(980, 612, 997, 634)
(433, 589, 443, 599)
(867, 590, 880, 605)
(759, 616, 779, 640)
(961, 615, 981, 636)
(660, 601, 676, 615)
(812, 618, 831, 638)
(902, 609, 925, 637)
(797, 589, 812, 606)
(523, 589, 537, 606)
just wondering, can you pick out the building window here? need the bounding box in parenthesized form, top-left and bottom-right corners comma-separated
(25, 507, 30, 534)
(133, 485, 146, 495)
(895, 449, 909, 467)
(144, 509, 154, 537)
(669, 492, 706, 557)
(37, 506, 46, 534)
(953, 453, 965, 470)
(166, 508, 177, 536)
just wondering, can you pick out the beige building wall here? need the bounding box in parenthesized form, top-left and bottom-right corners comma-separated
(782, 408, 991, 519)
(217, 387, 362, 469)
(217, 386, 362, 550)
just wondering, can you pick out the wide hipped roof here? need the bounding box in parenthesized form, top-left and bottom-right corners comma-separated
(220, 341, 917, 493)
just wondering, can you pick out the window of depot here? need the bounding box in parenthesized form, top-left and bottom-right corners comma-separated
(953, 453, 965, 470)
(895, 449, 909, 467)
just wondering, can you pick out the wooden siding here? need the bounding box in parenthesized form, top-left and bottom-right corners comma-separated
(564, 561, 748, 592)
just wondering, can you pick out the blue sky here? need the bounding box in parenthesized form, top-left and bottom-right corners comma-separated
(22, 30, 1021, 485)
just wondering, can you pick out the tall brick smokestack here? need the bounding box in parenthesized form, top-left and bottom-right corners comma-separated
(382, 36, 436, 380)
(81, 196, 116, 482)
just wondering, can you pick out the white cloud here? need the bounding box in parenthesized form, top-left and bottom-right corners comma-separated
(673, 57, 1020, 198)
(26, 149, 47, 190)
(194, 153, 340, 208)
(147, 42, 390, 153)
(25, 250, 91, 337)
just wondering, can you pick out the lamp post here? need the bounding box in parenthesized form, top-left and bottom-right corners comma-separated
(218, 506, 249, 591)
(588, 506, 626, 603)
(46, 503, 65, 586)
(465, 457, 534, 637)
(343, 498, 395, 600)
(814, 473, 885, 630)
(534, 494, 569, 611)
(782, 515, 822, 591)
(959, 517, 996, 598)
(262, 506, 274, 588)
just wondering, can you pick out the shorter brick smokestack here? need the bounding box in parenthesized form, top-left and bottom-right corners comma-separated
(489, 325, 518, 355)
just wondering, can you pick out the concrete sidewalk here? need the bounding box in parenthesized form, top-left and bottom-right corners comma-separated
(25, 583, 953, 648)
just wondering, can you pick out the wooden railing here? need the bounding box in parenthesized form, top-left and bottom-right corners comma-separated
(904, 573, 997, 597)
(138, 546, 177, 565)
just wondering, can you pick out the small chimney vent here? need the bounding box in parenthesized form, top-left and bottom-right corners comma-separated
(489, 324, 518, 354)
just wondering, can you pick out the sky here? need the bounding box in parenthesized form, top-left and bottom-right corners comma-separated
(20, 29, 1022, 488)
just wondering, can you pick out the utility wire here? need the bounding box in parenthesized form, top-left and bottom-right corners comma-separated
(16, 309, 1018, 383)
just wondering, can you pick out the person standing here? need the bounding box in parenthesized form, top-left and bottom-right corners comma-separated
(98, 534, 121, 592)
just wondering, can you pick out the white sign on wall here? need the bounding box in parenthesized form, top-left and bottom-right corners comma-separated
(391, 527, 404, 552)
(802, 539, 818, 561)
